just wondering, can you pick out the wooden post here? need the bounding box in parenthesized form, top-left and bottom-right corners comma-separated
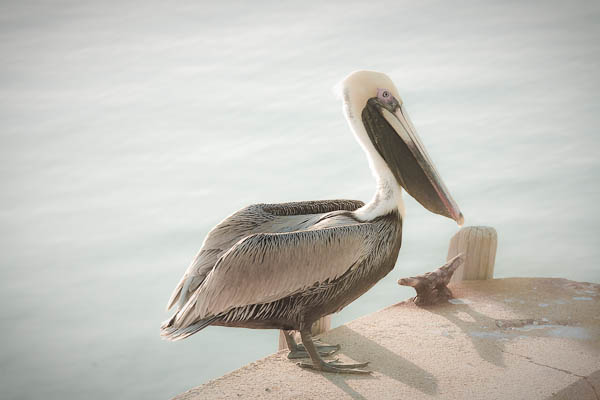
(447, 226, 497, 282)
(277, 315, 331, 351)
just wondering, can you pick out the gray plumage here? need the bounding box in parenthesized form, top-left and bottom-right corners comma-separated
(161, 200, 402, 340)
(165, 200, 364, 311)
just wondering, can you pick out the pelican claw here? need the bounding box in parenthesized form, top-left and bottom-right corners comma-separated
(287, 343, 341, 359)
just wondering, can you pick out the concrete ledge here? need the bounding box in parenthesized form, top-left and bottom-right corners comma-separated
(174, 278, 600, 399)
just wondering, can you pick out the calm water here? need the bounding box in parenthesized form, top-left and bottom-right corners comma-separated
(1, 1, 599, 398)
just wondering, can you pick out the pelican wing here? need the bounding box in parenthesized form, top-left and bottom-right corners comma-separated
(173, 221, 374, 327)
(166, 200, 364, 310)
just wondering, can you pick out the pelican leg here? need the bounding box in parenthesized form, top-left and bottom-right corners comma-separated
(283, 330, 340, 359)
(296, 328, 371, 374)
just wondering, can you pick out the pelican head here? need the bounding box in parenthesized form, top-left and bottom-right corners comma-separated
(339, 70, 464, 225)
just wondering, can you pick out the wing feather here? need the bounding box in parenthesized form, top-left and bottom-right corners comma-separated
(173, 222, 374, 327)
(165, 200, 364, 311)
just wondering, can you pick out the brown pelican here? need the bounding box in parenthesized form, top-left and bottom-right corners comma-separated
(161, 70, 463, 374)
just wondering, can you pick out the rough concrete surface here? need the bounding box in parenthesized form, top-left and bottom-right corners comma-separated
(173, 278, 600, 400)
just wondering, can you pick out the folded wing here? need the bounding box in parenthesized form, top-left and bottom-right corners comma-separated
(166, 200, 364, 311)
(172, 222, 374, 328)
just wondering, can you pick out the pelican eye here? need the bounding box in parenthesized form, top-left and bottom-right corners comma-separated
(377, 88, 393, 103)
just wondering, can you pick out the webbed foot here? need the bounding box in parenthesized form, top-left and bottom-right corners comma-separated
(297, 359, 371, 374)
(287, 341, 341, 359)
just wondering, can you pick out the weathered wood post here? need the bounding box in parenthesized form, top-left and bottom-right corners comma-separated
(277, 316, 331, 351)
(447, 226, 497, 282)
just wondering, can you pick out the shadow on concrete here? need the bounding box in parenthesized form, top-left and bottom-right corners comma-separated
(545, 369, 600, 399)
(315, 325, 438, 398)
(426, 303, 506, 367)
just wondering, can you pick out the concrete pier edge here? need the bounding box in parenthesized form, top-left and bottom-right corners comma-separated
(173, 278, 600, 400)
